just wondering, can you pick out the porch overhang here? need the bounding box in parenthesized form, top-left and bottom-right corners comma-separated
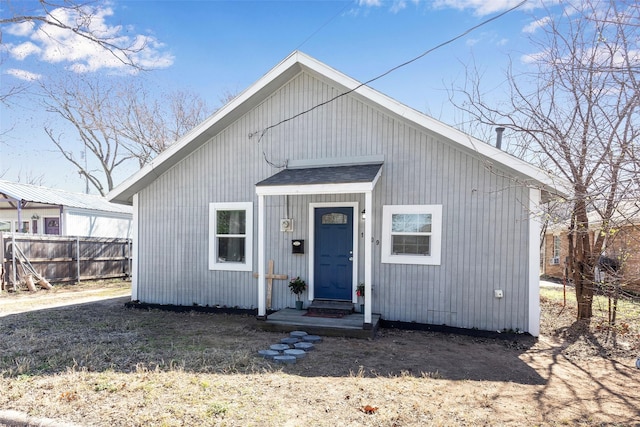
(255, 163, 383, 196)
(255, 162, 382, 327)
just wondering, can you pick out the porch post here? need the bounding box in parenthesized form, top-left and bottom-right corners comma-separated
(17, 200, 22, 233)
(257, 194, 266, 318)
(364, 190, 373, 325)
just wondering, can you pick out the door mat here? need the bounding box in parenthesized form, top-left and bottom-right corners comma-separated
(303, 311, 347, 319)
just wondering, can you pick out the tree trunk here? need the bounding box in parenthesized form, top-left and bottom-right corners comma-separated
(571, 195, 594, 319)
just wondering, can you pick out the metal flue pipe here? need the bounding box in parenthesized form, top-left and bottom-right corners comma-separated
(495, 127, 505, 150)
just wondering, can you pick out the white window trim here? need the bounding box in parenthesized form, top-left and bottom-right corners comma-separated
(209, 202, 253, 271)
(381, 204, 442, 266)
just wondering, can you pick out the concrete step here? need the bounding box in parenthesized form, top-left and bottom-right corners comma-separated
(307, 299, 353, 316)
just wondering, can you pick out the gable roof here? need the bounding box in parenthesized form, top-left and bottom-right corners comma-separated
(0, 180, 132, 214)
(108, 51, 569, 205)
(547, 200, 640, 234)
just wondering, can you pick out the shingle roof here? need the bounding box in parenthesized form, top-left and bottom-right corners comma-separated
(0, 180, 132, 214)
(256, 163, 383, 187)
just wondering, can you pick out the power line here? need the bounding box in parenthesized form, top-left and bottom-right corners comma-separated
(252, 0, 527, 162)
(294, 1, 352, 51)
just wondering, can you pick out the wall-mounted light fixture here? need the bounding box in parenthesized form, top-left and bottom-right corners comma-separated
(361, 209, 366, 221)
(31, 214, 40, 220)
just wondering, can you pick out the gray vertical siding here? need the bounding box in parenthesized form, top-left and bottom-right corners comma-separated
(136, 70, 532, 332)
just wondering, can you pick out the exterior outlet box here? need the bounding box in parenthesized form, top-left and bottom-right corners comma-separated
(280, 218, 293, 232)
(291, 239, 304, 254)
(494, 289, 504, 299)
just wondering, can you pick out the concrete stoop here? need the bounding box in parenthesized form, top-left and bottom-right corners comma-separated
(306, 299, 354, 316)
(257, 330, 323, 364)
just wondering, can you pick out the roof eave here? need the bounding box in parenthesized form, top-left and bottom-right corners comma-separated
(108, 52, 309, 205)
(108, 51, 570, 203)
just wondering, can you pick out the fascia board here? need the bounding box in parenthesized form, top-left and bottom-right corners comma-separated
(109, 50, 570, 203)
(108, 53, 305, 205)
(297, 53, 571, 198)
(256, 181, 375, 196)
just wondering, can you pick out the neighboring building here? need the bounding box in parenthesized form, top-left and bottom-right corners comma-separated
(109, 51, 565, 336)
(542, 202, 640, 286)
(541, 232, 569, 280)
(0, 180, 132, 239)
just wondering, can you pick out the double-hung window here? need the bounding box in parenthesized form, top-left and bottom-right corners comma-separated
(209, 202, 253, 271)
(381, 204, 442, 265)
(550, 235, 561, 265)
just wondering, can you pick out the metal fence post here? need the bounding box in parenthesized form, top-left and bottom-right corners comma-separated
(76, 236, 81, 284)
(11, 232, 16, 291)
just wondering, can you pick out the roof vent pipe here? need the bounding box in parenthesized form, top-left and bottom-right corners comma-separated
(495, 127, 505, 150)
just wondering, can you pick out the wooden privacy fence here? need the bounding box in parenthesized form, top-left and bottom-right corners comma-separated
(0, 233, 132, 291)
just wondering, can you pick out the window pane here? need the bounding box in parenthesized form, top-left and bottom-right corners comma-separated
(417, 214, 432, 233)
(217, 237, 246, 262)
(392, 235, 430, 256)
(217, 210, 246, 234)
(321, 213, 347, 224)
(392, 213, 431, 233)
(0, 221, 10, 232)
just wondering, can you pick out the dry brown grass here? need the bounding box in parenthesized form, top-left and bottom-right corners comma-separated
(0, 281, 639, 426)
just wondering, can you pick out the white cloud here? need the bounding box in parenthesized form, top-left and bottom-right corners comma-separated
(9, 42, 41, 60)
(433, 0, 513, 16)
(522, 16, 551, 33)
(390, 1, 406, 13)
(358, 0, 382, 6)
(5, 22, 35, 37)
(432, 0, 547, 17)
(520, 49, 548, 64)
(5, 68, 42, 81)
(4, 4, 173, 73)
(359, 0, 421, 13)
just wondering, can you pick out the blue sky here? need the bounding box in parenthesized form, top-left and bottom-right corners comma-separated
(0, 0, 554, 193)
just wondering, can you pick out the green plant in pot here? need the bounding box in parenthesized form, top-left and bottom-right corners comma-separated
(288, 276, 307, 310)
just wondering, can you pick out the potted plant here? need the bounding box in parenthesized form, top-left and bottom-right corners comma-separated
(356, 283, 365, 313)
(288, 276, 307, 310)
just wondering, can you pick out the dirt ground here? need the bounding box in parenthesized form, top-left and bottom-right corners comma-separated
(0, 281, 639, 426)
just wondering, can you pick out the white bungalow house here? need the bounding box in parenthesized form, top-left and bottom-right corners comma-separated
(0, 180, 132, 239)
(109, 51, 566, 336)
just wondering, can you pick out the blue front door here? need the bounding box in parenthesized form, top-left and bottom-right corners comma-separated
(314, 207, 353, 300)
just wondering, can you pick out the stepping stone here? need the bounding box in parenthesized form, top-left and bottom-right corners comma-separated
(302, 335, 322, 343)
(257, 349, 279, 359)
(269, 344, 290, 352)
(290, 331, 308, 338)
(280, 337, 299, 345)
(273, 355, 297, 364)
(293, 342, 315, 351)
(284, 349, 306, 359)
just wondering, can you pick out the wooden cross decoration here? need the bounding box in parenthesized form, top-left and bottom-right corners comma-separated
(253, 259, 288, 309)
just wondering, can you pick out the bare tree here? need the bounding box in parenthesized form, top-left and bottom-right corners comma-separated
(115, 87, 210, 167)
(42, 76, 211, 195)
(453, 1, 640, 319)
(42, 77, 133, 196)
(1, 0, 174, 105)
(1, 1, 147, 68)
